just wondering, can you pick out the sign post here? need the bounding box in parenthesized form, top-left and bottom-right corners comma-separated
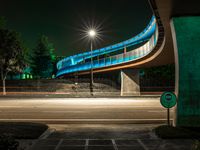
(160, 92, 177, 126)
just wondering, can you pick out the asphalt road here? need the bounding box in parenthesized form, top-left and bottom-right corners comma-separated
(0, 97, 174, 124)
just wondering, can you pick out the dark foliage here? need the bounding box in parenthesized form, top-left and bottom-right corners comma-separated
(155, 125, 200, 139)
(30, 35, 55, 79)
(0, 122, 48, 139)
(0, 134, 19, 150)
(0, 17, 27, 94)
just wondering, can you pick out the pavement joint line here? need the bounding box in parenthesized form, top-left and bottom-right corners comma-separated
(137, 139, 149, 150)
(85, 139, 89, 150)
(39, 128, 55, 139)
(149, 131, 159, 139)
(55, 138, 63, 150)
(112, 139, 118, 150)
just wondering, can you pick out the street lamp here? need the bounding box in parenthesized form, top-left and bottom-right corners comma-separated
(88, 29, 96, 96)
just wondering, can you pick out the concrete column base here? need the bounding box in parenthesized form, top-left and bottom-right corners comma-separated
(121, 69, 140, 96)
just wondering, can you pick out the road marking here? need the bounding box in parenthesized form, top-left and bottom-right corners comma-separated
(42, 111, 86, 113)
(0, 109, 166, 113)
(0, 118, 172, 121)
(0, 106, 162, 108)
(0, 106, 24, 108)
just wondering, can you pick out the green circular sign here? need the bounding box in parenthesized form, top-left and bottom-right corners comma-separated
(160, 92, 177, 108)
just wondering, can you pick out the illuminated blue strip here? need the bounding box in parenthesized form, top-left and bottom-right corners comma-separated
(57, 16, 156, 70)
(56, 38, 156, 77)
(56, 51, 144, 77)
(56, 16, 158, 77)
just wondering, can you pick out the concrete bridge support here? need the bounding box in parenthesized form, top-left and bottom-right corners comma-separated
(120, 69, 140, 96)
(171, 16, 200, 127)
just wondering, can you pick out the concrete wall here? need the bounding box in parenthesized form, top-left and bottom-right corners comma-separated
(0, 79, 120, 96)
(121, 69, 140, 96)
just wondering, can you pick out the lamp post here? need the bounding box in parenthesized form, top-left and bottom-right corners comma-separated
(88, 29, 96, 96)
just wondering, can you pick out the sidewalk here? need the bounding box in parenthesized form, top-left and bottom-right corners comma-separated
(29, 124, 194, 150)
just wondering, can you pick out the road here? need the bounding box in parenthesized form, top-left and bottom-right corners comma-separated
(0, 97, 174, 124)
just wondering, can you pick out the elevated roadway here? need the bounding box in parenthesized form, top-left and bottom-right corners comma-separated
(57, 0, 200, 78)
(56, 16, 162, 77)
(56, 2, 175, 77)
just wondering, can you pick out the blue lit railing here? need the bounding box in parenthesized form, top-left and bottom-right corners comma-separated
(56, 16, 158, 77)
(57, 16, 156, 70)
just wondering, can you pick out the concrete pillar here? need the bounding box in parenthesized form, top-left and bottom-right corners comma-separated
(121, 69, 140, 96)
(171, 16, 200, 127)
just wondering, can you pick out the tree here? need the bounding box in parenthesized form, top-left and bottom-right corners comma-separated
(0, 29, 26, 95)
(30, 35, 55, 79)
(0, 16, 6, 29)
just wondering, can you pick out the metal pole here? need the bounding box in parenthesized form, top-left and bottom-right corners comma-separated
(167, 108, 170, 126)
(90, 41, 94, 96)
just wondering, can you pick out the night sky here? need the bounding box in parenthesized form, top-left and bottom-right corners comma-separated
(0, 0, 152, 56)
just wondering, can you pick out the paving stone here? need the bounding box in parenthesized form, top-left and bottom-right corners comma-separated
(140, 139, 162, 149)
(117, 146, 145, 150)
(140, 139, 163, 145)
(145, 145, 161, 150)
(48, 131, 151, 139)
(89, 140, 113, 146)
(36, 139, 60, 146)
(48, 132, 66, 139)
(157, 142, 193, 150)
(58, 146, 85, 150)
(157, 146, 192, 150)
(164, 139, 193, 145)
(61, 140, 86, 146)
(115, 139, 140, 146)
(30, 145, 56, 150)
(88, 146, 115, 150)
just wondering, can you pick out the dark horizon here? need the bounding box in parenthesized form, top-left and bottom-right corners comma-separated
(0, 0, 152, 56)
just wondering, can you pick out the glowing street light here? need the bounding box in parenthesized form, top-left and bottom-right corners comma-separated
(88, 30, 96, 37)
(88, 29, 96, 96)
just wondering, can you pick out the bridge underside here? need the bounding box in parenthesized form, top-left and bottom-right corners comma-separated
(153, 0, 200, 127)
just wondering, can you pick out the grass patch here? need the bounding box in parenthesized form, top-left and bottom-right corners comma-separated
(154, 125, 200, 139)
(0, 122, 48, 139)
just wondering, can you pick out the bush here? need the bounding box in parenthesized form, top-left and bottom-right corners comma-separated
(0, 134, 19, 150)
(0, 122, 48, 139)
(154, 125, 200, 139)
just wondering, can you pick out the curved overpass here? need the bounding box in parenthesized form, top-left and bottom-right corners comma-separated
(56, 13, 168, 77)
(55, 0, 200, 126)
